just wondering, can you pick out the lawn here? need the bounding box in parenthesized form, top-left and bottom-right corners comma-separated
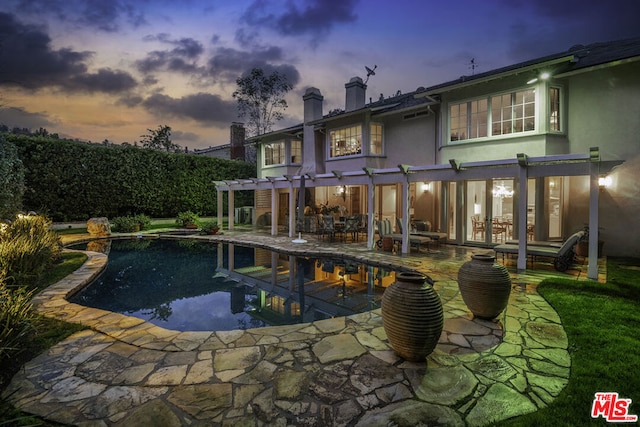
(501, 257, 640, 426)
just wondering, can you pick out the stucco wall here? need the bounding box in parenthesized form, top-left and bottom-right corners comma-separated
(566, 61, 640, 161)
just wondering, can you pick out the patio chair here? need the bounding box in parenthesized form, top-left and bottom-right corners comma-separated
(376, 219, 430, 252)
(396, 218, 435, 250)
(344, 216, 360, 242)
(411, 220, 447, 246)
(322, 215, 345, 242)
(493, 230, 586, 271)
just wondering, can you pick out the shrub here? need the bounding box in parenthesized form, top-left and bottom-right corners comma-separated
(0, 281, 36, 364)
(134, 214, 151, 230)
(176, 211, 199, 227)
(111, 216, 141, 233)
(0, 137, 25, 219)
(0, 215, 61, 288)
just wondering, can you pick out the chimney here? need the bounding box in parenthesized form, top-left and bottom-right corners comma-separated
(345, 77, 366, 112)
(302, 87, 324, 174)
(230, 122, 246, 160)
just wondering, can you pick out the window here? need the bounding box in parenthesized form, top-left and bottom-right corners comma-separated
(370, 123, 383, 155)
(330, 125, 362, 157)
(264, 141, 285, 165)
(549, 87, 561, 132)
(449, 89, 535, 142)
(491, 89, 535, 135)
(291, 140, 302, 163)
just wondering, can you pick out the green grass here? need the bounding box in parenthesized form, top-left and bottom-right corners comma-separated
(499, 257, 640, 426)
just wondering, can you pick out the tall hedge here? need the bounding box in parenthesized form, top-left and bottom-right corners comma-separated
(0, 136, 25, 219)
(5, 134, 256, 221)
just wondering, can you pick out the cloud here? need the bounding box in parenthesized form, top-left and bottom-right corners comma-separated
(0, 12, 138, 93)
(241, 0, 359, 44)
(0, 105, 57, 130)
(141, 92, 238, 125)
(136, 34, 205, 74)
(68, 68, 138, 93)
(15, 0, 147, 32)
(207, 46, 300, 86)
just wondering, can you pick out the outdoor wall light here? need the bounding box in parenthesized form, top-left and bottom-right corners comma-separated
(526, 71, 551, 85)
(599, 175, 612, 188)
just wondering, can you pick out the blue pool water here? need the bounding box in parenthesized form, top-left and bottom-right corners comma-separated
(68, 238, 396, 332)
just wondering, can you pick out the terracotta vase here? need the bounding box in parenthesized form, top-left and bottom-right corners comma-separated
(457, 253, 512, 319)
(382, 272, 444, 362)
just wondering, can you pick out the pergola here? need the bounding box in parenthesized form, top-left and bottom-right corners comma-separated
(215, 147, 610, 280)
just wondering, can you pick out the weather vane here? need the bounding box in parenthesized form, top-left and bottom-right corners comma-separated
(364, 65, 377, 84)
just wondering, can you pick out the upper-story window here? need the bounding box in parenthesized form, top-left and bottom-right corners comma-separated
(264, 141, 285, 165)
(549, 87, 561, 132)
(330, 125, 362, 157)
(291, 140, 302, 163)
(370, 123, 383, 155)
(329, 123, 384, 158)
(449, 88, 537, 142)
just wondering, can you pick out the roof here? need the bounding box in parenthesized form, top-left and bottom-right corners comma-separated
(246, 123, 304, 143)
(426, 37, 640, 93)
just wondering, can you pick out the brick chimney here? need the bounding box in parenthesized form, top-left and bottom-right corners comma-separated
(345, 77, 366, 112)
(230, 122, 245, 160)
(302, 87, 324, 174)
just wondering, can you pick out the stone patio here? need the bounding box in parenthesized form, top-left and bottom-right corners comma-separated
(3, 230, 605, 426)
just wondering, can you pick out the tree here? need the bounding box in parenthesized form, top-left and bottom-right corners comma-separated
(0, 136, 25, 219)
(140, 125, 181, 153)
(232, 68, 293, 136)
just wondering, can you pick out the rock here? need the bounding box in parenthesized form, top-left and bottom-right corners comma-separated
(87, 217, 111, 236)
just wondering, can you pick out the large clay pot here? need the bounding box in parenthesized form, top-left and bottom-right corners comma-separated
(382, 272, 444, 362)
(457, 253, 512, 319)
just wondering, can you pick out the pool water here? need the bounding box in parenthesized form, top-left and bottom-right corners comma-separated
(69, 238, 396, 332)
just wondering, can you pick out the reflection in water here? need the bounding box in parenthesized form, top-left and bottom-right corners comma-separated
(69, 238, 396, 332)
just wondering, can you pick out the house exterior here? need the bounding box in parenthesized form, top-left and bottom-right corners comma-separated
(215, 38, 640, 279)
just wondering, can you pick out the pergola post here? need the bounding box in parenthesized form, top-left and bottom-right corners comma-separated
(228, 189, 234, 231)
(288, 181, 295, 238)
(217, 188, 224, 231)
(270, 184, 278, 236)
(516, 154, 529, 272)
(399, 165, 410, 254)
(588, 148, 600, 280)
(364, 168, 376, 249)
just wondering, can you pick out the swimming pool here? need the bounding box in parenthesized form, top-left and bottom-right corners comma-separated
(68, 238, 397, 332)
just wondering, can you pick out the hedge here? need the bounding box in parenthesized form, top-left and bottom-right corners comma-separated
(5, 134, 256, 221)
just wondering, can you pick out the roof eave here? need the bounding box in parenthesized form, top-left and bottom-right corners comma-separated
(423, 55, 575, 95)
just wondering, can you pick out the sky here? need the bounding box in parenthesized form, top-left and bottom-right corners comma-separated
(1, 0, 639, 151)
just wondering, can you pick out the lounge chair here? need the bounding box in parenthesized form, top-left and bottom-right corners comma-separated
(410, 220, 448, 246)
(493, 230, 586, 271)
(376, 219, 431, 252)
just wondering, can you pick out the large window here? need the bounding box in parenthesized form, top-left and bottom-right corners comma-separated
(449, 89, 536, 142)
(370, 123, 383, 155)
(264, 141, 285, 165)
(330, 125, 362, 157)
(492, 89, 535, 135)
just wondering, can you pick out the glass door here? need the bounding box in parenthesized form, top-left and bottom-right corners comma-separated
(491, 179, 514, 243)
(466, 181, 487, 243)
(466, 179, 515, 244)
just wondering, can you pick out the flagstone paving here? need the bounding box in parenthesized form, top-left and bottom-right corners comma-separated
(3, 230, 605, 426)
